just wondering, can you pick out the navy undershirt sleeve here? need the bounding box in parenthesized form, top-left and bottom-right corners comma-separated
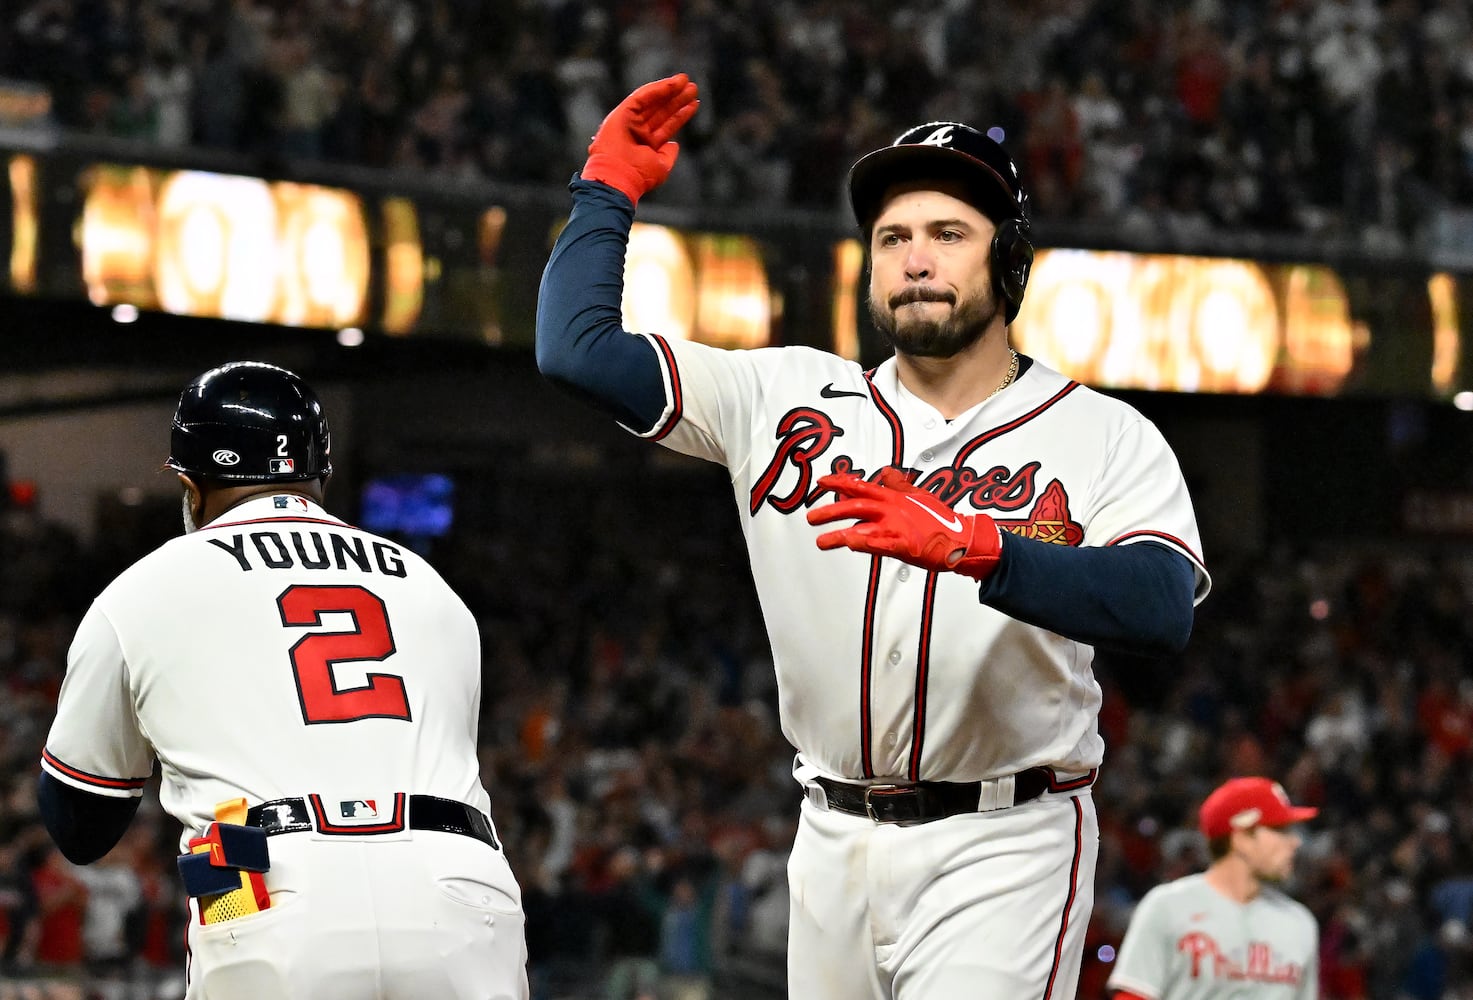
(37, 770, 140, 865)
(535, 177, 669, 432)
(977, 538, 1196, 656)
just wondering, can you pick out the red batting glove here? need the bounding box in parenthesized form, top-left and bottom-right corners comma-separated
(806, 468, 1003, 581)
(582, 74, 700, 206)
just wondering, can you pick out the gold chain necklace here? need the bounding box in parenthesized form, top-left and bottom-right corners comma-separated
(989, 349, 1019, 399)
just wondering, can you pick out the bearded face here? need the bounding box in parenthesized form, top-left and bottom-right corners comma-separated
(865, 183, 1004, 360)
(867, 280, 999, 359)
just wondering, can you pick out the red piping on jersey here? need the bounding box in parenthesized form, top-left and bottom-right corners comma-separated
(204, 516, 348, 531)
(858, 556, 885, 778)
(895, 383, 1083, 776)
(41, 749, 147, 791)
(1107, 529, 1204, 567)
(647, 335, 683, 442)
(954, 381, 1081, 468)
(1041, 796, 1087, 1000)
(1046, 767, 1099, 792)
(854, 368, 906, 779)
(906, 571, 942, 780)
(862, 370, 906, 466)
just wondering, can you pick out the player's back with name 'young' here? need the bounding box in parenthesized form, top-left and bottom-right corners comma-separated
(57, 496, 488, 840)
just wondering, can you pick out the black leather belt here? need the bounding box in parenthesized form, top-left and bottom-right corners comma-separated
(815, 767, 1053, 823)
(246, 794, 500, 850)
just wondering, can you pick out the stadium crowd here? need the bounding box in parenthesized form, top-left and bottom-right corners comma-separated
(2, 462, 1473, 999)
(5, 0, 1473, 245)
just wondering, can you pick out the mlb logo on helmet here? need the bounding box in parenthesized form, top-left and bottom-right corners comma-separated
(269, 458, 296, 474)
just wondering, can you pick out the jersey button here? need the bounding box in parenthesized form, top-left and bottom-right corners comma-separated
(898, 566, 911, 582)
(887, 649, 901, 665)
(920, 450, 935, 463)
(883, 732, 898, 748)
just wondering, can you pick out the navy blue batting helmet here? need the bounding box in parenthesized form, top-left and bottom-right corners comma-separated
(848, 122, 1035, 321)
(166, 361, 332, 483)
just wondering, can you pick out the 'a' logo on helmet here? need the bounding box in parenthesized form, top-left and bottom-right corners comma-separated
(917, 125, 955, 147)
(213, 450, 240, 466)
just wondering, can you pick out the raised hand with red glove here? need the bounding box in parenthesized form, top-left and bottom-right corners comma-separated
(582, 74, 700, 206)
(806, 468, 1004, 581)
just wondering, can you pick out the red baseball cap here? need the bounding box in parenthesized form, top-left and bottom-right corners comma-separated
(1198, 777, 1318, 839)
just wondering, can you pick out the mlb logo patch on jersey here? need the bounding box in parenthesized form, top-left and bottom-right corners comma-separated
(306, 792, 407, 836)
(269, 458, 296, 474)
(273, 495, 309, 512)
(339, 799, 379, 821)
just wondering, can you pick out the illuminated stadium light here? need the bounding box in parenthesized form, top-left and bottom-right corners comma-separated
(110, 303, 139, 323)
(336, 327, 365, 347)
(1453, 391, 1473, 411)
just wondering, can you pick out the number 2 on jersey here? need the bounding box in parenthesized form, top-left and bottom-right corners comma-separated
(277, 584, 410, 724)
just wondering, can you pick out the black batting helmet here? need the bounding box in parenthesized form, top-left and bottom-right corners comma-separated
(847, 122, 1035, 322)
(166, 361, 332, 483)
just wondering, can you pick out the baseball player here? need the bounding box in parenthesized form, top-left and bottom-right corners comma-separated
(535, 75, 1209, 999)
(1108, 777, 1320, 1000)
(38, 362, 528, 1000)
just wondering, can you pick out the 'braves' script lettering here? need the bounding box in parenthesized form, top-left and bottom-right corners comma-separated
(922, 462, 1039, 512)
(750, 409, 845, 515)
(749, 421, 1081, 546)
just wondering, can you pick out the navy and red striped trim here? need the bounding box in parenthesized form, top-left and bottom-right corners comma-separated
(906, 572, 941, 780)
(954, 381, 1081, 467)
(1041, 796, 1087, 1000)
(1108, 529, 1204, 566)
(41, 749, 147, 791)
(646, 335, 684, 442)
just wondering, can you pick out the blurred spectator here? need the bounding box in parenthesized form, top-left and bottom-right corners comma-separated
(31, 845, 87, 970)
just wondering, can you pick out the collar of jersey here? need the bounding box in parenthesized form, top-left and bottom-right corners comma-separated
(200, 494, 345, 531)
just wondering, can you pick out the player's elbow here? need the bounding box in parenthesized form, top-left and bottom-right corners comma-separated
(1155, 603, 1195, 656)
(37, 771, 140, 865)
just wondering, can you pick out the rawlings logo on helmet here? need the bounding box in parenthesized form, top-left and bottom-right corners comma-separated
(213, 450, 241, 466)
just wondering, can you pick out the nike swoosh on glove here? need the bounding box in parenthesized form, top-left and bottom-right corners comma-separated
(806, 467, 1003, 581)
(582, 73, 700, 206)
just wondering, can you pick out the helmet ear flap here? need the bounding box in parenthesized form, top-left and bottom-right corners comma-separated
(991, 217, 1034, 323)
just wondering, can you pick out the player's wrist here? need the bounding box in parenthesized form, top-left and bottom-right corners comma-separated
(951, 515, 1002, 581)
(581, 155, 647, 205)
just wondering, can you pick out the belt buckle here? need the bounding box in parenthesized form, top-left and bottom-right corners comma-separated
(863, 784, 911, 823)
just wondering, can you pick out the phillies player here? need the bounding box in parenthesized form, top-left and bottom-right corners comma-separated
(536, 76, 1209, 999)
(39, 362, 528, 1000)
(1108, 777, 1320, 999)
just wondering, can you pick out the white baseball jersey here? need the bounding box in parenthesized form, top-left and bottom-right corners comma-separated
(1108, 873, 1319, 999)
(631, 338, 1209, 783)
(42, 494, 490, 842)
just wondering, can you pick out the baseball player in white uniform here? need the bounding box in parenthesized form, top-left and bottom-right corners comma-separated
(39, 362, 529, 1000)
(1108, 777, 1320, 1000)
(536, 75, 1210, 999)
